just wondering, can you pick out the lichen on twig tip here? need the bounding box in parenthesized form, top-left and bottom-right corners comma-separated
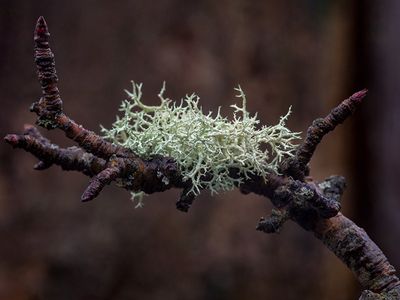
(101, 82, 301, 198)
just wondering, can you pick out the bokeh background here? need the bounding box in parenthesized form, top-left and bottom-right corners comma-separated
(1, 0, 399, 299)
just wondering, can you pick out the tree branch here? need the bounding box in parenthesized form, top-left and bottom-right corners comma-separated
(32, 16, 127, 159)
(282, 90, 367, 180)
(5, 124, 106, 176)
(4, 16, 399, 299)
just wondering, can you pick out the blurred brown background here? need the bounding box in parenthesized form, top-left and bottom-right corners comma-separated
(1, 0, 399, 299)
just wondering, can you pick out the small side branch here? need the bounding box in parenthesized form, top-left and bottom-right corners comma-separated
(283, 90, 368, 179)
(81, 166, 121, 201)
(33, 16, 62, 119)
(257, 209, 289, 233)
(176, 187, 196, 212)
(32, 16, 128, 160)
(5, 124, 106, 176)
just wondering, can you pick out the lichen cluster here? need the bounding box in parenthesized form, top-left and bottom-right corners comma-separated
(101, 82, 300, 204)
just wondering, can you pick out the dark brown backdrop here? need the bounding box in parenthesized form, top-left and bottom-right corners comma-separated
(1, 1, 399, 299)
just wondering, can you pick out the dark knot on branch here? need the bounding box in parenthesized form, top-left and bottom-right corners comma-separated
(256, 176, 345, 234)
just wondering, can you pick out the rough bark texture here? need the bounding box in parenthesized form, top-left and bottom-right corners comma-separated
(4, 17, 399, 300)
(282, 89, 367, 180)
(314, 214, 400, 299)
(32, 17, 128, 159)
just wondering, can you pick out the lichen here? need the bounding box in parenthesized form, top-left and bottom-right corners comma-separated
(101, 82, 301, 204)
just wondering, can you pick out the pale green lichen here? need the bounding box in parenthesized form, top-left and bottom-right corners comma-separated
(130, 191, 146, 209)
(101, 82, 301, 205)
